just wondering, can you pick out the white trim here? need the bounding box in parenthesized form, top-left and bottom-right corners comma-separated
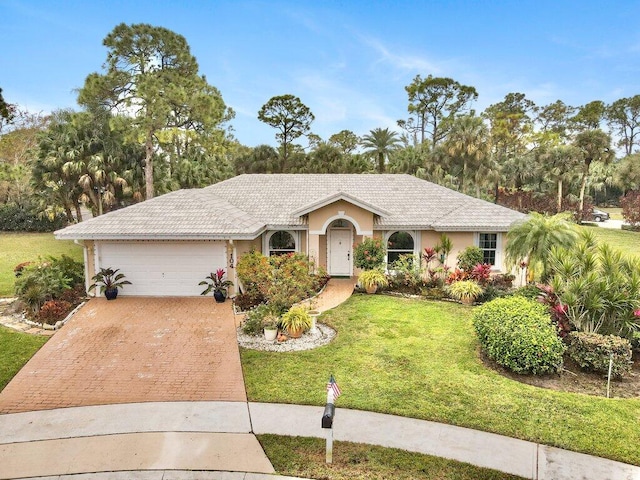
(475, 232, 503, 271)
(313, 213, 370, 235)
(384, 230, 418, 266)
(264, 230, 300, 257)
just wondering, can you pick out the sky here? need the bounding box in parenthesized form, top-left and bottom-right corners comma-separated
(2, 0, 640, 147)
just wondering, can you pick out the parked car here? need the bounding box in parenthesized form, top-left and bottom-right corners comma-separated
(590, 208, 610, 222)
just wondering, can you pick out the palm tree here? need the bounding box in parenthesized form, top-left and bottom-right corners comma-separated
(506, 212, 578, 281)
(573, 129, 614, 222)
(444, 115, 489, 195)
(360, 127, 402, 173)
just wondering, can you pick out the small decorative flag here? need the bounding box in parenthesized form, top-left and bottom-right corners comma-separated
(327, 374, 341, 400)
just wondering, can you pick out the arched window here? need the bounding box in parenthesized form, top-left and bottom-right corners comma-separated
(269, 231, 296, 256)
(387, 231, 415, 265)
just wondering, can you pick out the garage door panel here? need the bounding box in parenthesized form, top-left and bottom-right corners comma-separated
(97, 242, 227, 297)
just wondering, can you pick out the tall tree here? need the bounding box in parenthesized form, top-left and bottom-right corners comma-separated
(606, 95, 640, 155)
(258, 94, 314, 172)
(360, 128, 401, 173)
(613, 153, 640, 193)
(443, 115, 489, 195)
(573, 129, 614, 222)
(78, 23, 232, 199)
(483, 93, 536, 197)
(399, 75, 478, 146)
(328, 129, 360, 155)
(570, 100, 606, 132)
(0, 88, 14, 129)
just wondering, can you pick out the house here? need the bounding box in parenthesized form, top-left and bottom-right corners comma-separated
(55, 174, 526, 297)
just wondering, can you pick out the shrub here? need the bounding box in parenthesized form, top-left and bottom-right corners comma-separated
(236, 251, 324, 313)
(447, 280, 483, 304)
(14, 255, 85, 316)
(387, 254, 422, 293)
(353, 237, 385, 270)
(567, 332, 633, 379)
(37, 300, 73, 325)
(233, 291, 265, 312)
(0, 203, 66, 232)
(457, 246, 484, 272)
(242, 304, 279, 336)
(621, 190, 640, 226)
(358, 269, 388, 291)
(513, 284, 541, 300)
(473, 296, 565, 375)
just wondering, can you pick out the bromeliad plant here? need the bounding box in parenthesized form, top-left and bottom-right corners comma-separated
(199, 268, 234, 297)
(89, 267, 131, 299)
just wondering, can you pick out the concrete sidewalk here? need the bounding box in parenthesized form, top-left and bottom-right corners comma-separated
(2, 401, 639, 480)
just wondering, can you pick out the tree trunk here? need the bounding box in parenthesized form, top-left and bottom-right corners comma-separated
(578, 169, 589, 223)
(378, 152, 384, 173)
(145, 131, 155, 199)
(74, 202, 83, 223)
(557, 178, 563, 213)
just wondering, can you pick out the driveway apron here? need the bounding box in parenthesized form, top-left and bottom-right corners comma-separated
(0, 297, 246, 414)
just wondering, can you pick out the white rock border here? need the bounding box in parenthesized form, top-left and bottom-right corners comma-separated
(237, 322, 336, 352)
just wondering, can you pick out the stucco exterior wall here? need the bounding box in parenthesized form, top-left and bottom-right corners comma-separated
(308, 200, 374, 235)
(84, 240, 96, 294)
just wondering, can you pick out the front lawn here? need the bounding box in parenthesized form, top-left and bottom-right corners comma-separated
(588, 227, 640, 260)
(241, 295, 640, 465)
(0, 232, 83, 297)
(0, 326, 48, 390)
(258, 435, 523, 480)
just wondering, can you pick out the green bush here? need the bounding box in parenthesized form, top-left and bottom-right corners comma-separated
(14, 255, 84, 316)
(0, 204, 66, 232)
(473, 296, 565, 375)
(513, 284, 541, 300)
(567, 332, 633, 379)
(242, 304, 278, 336)
(387, 254, 422, 293)
(236, 251, 324, 313)
(457, 246, 484, 272)
(353, 237, 385, 270)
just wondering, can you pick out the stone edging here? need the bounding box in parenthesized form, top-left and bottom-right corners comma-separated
(10, 301, 86, 332)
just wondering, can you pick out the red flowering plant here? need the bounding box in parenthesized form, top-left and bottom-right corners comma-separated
(353, 237, 385, 270)
(470, 263, 492, 286)
(536, 283, 572, 338)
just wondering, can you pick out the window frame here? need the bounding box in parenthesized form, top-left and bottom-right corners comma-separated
(266, 230, 298, 257)
(476, 232, 502, 270)
(385, 230, 417, 267)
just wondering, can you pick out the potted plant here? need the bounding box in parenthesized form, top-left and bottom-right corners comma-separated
(358, 269, 388, 294)
(263, 313, 279, 341)
(88, 267, 132, 300)
(199, 268, 234, 303)
(447, 280, 484, 305)
(280, 305, 312, 338)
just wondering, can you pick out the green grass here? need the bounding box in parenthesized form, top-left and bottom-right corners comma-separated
(0, 232, 83, 297)
(585, 226, 640, 261)
(241, 295, 640, 465)
(0, 326, 48, 390)
(258, 434, 523, 480)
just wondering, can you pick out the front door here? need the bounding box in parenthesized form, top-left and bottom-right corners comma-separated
(329, 229, 352, 276)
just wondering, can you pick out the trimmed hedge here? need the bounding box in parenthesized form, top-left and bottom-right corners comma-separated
(473, 296, 565, 375)
(567, 332, 633, 379)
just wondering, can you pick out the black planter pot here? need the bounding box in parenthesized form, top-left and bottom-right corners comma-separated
(105, 288, 118, 300)
(213, 290, 226, 303)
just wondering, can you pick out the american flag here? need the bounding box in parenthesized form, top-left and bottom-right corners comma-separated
(327, 374, 341, 400)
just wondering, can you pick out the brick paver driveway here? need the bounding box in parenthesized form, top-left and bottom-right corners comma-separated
(0, 297, 246, 414)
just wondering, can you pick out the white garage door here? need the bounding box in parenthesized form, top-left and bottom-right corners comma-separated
(97, 241, 227, 297)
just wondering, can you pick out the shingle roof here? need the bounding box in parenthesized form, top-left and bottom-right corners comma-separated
(55, 174, 526, 240)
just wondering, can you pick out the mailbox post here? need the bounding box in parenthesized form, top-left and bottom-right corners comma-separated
(322, 376, 340, 464)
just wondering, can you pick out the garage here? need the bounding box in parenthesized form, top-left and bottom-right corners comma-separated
(96, 241, 227, 296)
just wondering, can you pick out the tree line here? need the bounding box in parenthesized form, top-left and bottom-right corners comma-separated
(1, 23, 640, 225)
